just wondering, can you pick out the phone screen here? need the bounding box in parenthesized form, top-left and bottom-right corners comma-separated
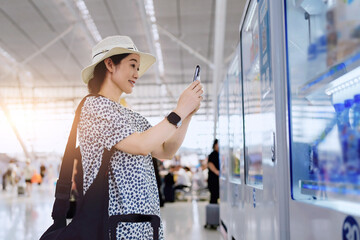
(193, 65, 201, 81)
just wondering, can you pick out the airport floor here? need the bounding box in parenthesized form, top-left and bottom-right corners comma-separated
(0, 184, 221, 240)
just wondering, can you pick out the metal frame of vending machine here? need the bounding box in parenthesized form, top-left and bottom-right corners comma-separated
(271, 0, 291, 239)
(282, 0, 360, 239)
(220, 0, 290, 239)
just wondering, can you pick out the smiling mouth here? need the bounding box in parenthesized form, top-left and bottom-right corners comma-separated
(129, 80, 136, 87)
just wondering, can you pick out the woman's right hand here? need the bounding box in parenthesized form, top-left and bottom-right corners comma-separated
(174, 80, 203, 119)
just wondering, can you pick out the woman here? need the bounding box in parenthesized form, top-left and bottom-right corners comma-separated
(24, 159, 34, 196)
(79, 36, 203, 239)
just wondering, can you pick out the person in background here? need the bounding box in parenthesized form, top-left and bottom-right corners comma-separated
(23, 159, 34, 197)
(2, 169, 11, 191)
(40, 163, 46, 185)
(163, 165, 176, 202)
(193, 165, 207, 190)
(152, 157, 165, 207)
(184, 166, 193, 185)
(8, 159, 18, 188)
(174, 166, 192, 191)
(208, 139, 220, 204)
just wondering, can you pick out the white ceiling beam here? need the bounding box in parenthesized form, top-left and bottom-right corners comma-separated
(21, 24, 75, 65)
(212, 0, 227, 137)
(156, 24, 214, 70)
(0, 25, 75, 82)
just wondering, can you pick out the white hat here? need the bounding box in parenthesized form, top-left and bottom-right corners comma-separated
(81, 36, 156, 84)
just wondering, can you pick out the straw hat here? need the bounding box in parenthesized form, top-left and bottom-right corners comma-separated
(81, 36, 156, 84)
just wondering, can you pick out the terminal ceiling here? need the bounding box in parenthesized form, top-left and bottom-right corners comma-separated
(0, 0, 245, 119)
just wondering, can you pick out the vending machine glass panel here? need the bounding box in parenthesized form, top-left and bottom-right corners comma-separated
(285, 0, 360, 208)
(218, 79, 229, 180)
(228, 45, 243, 182)
(241, 0, 264, 188)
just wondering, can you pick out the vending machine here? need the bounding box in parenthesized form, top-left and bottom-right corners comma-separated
(218, 0, 289, 239)
(220, 0, 360, 239)
(284, 0, 360, 239)
(239, 0, 282, 238)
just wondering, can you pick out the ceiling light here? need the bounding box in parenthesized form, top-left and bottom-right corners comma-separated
(0, 47, 16, 63)
(74, 0, 102, 42)
(144, 0, 164, 77)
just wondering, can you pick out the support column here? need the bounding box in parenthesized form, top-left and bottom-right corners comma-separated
(212, 0, 227, 138)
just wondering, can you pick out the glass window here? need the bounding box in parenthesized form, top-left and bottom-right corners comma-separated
(285, 0, 360, 208)
(241, 0, 263, 188)
(228, 44, 243, 183)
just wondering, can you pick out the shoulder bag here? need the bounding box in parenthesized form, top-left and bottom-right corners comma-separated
(40, 94, 160, 240)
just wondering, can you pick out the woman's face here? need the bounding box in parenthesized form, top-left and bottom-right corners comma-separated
(111, 53, 140, 94)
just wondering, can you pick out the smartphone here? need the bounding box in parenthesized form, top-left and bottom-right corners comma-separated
(193, 65, 201, 81)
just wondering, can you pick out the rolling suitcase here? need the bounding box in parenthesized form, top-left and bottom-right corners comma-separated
(204, 203, 219, 229)
(17, 185, 25, 196)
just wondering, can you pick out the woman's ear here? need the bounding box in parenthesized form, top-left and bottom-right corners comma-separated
(104, 58, 114, 73)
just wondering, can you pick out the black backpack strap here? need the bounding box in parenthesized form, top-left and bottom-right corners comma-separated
(51, 93, 99, 221)
(109, 214, 161, 240)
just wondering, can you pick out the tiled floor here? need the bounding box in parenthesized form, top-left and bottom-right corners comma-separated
(0, 184, 221, 240)
(161, 200, 220, 240)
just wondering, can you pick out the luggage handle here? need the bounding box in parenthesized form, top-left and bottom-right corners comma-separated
(109, 214, 160, 240)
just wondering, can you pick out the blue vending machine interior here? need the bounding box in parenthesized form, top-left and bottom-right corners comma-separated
(285, 0, 360, 239)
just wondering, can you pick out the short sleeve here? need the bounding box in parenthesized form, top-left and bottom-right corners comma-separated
(90, 97, 135, 150)
(141, 116, 152, 132)
(208, 152, 216, 165)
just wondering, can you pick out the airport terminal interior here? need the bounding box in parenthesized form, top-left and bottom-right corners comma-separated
(1, 0, 360, 239)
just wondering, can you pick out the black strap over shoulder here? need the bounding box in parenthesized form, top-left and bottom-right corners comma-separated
(51, 93, 100, 220)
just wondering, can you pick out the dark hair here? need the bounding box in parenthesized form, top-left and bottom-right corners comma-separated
(212, 139, 218, 150)
(87, 53, 130, 94)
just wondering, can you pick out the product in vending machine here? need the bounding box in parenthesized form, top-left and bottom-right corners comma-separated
(351, 94, 360, 182)
(334, 103, 347, 178)
(307, 33, 328, 80)
(307, 42, 319, 82)
(309, 141, 319, 180)
(343, 99, 353, 128)
(326, 9, 338, 67)
(332, 1, 360, 65)
(351, 94, 360, 131)
(343, 99, 358, 183)
(309, 104, 339, 180)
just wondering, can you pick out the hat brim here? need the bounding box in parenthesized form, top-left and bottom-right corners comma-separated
(81, 47, 156, 84)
